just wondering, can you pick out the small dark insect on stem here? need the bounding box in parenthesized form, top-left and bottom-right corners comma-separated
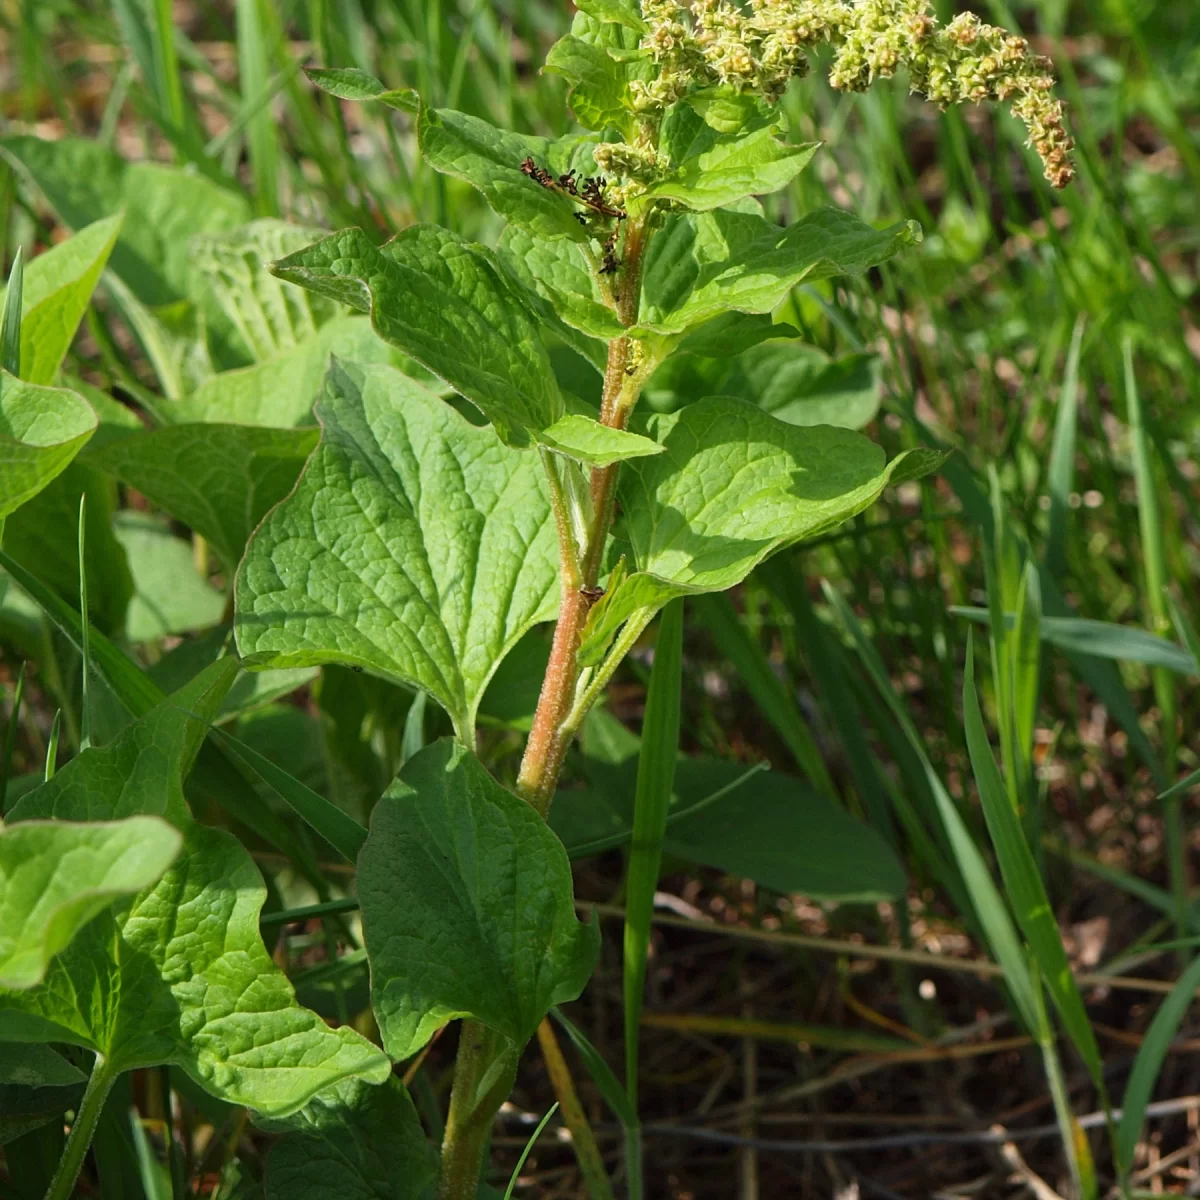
(520, 156, 626, 221)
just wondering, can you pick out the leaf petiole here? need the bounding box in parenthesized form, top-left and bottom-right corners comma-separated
(43, 1052, 118, 1200)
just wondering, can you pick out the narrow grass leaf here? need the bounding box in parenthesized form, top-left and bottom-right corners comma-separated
(1045, 315, 1084, 584)
(950, 609, 1197, 676)
(1116, 953, 1200, 1173)
(1, 248, 23, 378)
(549, 1008, 639, 1131)
(963, 640, 1103, 1083)
(624, 599, 684, 1105)
(825, 583, 1040, 1033)
(78, 493, 92, 752)
(206, 725, 367, 864)
(237, 0, 279, 216)
(503, 1103, 560, 1200)
(0, 663, 25, 815)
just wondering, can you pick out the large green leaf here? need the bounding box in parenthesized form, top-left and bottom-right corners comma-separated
(262, 1076, 437, 1200)
(646, 121, 818, 213)
(114, 512, 226, 641)
(418, 107, 596, 242)
(170, 315, 398, 427)
(234, 360, 559, 740)
(0, 373, 97, 519)
(190, 221, 344, 362)
(0, 660, 390, 1114)
(0, 815, 181, 989)
(273, 226, 564, 444)
(638, 207, 921, 335)
(6, 215, 122, 385)
(1, 136, 249, 310)
(358, 740, 599, 1061)
(89, 423, 319, 571)
(580, 397, 945, 663)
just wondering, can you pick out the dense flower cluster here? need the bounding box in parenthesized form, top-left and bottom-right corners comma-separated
(635, 0, 1075, 187)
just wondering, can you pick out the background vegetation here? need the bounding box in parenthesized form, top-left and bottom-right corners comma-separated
(1, 0, 1199, 1196)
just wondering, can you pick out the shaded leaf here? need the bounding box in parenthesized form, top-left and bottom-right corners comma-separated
(736, 343, 882, 429)
(190, 221, 344, 361)
(170, 315, 399, 427)
(235, 360, 559, 739)
(359, 740, 599, 1060)
(114, 512, 226, 641)
(89, 423, 319, 571)
(262, 1076, 437, 1200)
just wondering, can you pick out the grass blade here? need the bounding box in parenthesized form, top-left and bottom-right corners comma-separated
(623, 598, 684, 1195)
(0, 662, 26, 815)
(824, 582, 1040, 1033)
(237, 0, 280, 216)
(44, 710, 62, 781)
(2, 246, 23, 378)
(549, 1008, 640, 1131)
(206, 724, 368, 863)
(78, 493, 92, 752)
(503, 1102, 559, 1200)
(1046, 314, 1085, 584)
(1125, 337, 1185, 942)
(950, 609, 1197, 676)
(963, 637, 1103, 1084)
(1116, 953, 1200, 1174)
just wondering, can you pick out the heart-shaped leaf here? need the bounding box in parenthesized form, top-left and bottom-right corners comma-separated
(273, 226, 564, 445)
(639, 207, 921, 335)
(358, 739, 599, 1061)
(234, 360, 559, 740)
(580, 397, 946, 663)
(262, 1076, 437, 1200)
(0, 373, 97, 520)
(89, 424, 319, 572)
(0, 815, 182, 989)
(0, 660, 390, 1114)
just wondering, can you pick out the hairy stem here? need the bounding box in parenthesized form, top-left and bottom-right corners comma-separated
(441, 216, 652, 1197)
(438, 1023, 519, 1200)
(44, 1053, 116, 1200)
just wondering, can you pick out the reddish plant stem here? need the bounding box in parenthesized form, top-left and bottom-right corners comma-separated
(516, 216, 649, 814)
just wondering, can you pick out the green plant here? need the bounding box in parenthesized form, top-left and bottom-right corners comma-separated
(10, 1, 1197, 1198)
